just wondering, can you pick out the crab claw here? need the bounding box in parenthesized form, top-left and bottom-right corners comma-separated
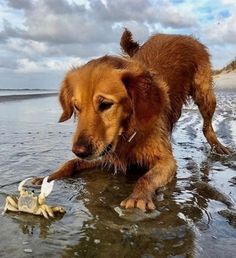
(39, 176, 54, 199)
(18, 177, 33, 192)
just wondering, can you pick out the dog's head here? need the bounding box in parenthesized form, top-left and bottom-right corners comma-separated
(59, 56, 168, 161)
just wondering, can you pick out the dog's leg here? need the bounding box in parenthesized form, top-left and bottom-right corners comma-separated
(193, 79, 232, 155)
(120, 155, 176, 210)
(32, 158, 98, 185)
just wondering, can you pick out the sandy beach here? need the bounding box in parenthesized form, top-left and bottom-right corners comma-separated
(214, 70, 236, 90)
(0, 89, 236, 257)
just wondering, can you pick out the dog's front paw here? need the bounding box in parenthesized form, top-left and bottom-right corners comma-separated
(211, 144, 233, 155)
(120, 193, 155, 211)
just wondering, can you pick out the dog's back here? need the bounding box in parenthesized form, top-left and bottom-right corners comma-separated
(121, 29, 212, 126)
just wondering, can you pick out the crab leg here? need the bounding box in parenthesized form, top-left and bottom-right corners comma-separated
(39, 176, 54, 200)
(42, 205, 54, 218)
(51, 206, 65, 213)
(4, 204, 18, 213)
(36, 207, 49, 219)
(3, 196, 19, 213)
(18, 178, 33, 192)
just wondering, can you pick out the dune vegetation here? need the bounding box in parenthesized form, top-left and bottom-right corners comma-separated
(214, 58, 236, 75)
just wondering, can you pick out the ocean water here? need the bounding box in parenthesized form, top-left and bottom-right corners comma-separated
(0, 89, 58, 103)
(0, 89, 57, 97)
(0, 91, 235, 257)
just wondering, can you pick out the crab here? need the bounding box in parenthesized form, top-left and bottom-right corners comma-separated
(3, 176, 65, 219)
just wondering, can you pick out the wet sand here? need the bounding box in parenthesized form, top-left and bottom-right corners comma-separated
(0, 90, 236, 257)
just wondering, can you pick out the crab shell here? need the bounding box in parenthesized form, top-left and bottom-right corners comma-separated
(3, 177, 65, 219)
(18, 193, 39, 213)
(17, 176, 52, 214)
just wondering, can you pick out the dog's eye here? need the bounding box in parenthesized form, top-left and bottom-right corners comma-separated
(98, 102, 113, 112)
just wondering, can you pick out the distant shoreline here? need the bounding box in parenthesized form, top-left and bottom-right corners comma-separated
(0, 92, 58, 102)
(0, 88, 57, 91)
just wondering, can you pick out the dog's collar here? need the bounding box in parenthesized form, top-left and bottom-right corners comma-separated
(127, 131, 137, 142)
(118, 126, 137, 143)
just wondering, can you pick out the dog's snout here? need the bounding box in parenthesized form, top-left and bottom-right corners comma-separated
(72, 145, 90, 159)
(72, 136, 94, 159)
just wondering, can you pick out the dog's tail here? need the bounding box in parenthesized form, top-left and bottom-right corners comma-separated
(120, 28, 140, 57)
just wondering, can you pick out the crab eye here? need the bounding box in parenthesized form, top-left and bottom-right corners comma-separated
(98, 101, 113, 112)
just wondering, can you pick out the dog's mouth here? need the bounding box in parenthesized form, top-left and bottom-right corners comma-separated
(99, 143, 113, 156)
(83, 143, 113, 162)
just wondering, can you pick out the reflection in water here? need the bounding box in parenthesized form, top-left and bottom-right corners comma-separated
(60, 172, 196, 257)
(60, 153, 236, 257)
(11, 213, 59, 239)
(0, 93, 236, 257)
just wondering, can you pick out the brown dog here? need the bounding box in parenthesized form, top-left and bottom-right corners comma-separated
(33, 29, 232, 211)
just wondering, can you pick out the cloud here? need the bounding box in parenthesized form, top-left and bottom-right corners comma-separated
(209, 44, 236, 69)
(16, 58, 40, 73)
(91, 0, 196, 28)
(204, 13, 236, 45)
(2, 0, 197, 45)
(7, 0, 32, 10)
(0, 69, 63, 89)
(16, 57, 83, 73)
(2, 0, 118, 44)
(7, 39, 48, 55)
(0, 56, 17, 69)
(221, 0, 236, 5)
(0, 0, 236, 88)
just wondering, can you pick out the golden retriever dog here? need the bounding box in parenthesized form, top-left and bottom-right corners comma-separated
(33, 29, 232, 211)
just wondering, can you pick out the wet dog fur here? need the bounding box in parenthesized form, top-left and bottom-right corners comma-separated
(33, 29, 232, 211)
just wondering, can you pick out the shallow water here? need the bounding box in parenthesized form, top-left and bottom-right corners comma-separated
(0, 91, 236, 257)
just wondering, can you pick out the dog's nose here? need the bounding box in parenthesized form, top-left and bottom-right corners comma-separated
(72, 145, 92, 159)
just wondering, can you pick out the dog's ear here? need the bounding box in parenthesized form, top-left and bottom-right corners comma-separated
(121, 69, 168, 126)
(58, 78, 74, 122)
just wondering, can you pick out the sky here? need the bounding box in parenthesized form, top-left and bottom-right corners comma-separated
(0, 0, 236, 89)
